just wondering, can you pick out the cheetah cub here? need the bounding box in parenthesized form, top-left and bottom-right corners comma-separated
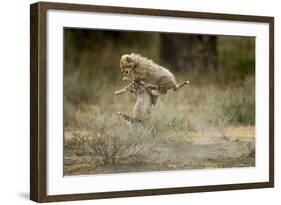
(120, 53, 190, 96)
(114, 81, 157, 123)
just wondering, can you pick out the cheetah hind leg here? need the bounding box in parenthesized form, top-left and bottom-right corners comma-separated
(117, 112, 141, 123)
(151, 89, 166, 96)
(138, 81, 161, 96)
(151, 95, 158, 105)
(173, 80, 190, 91)
(139, 81, 159, 90)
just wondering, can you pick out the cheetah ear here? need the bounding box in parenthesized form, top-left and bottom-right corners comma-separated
(125, 55, 132, 63)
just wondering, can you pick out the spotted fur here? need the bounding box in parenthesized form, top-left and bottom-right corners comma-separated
(114, 81, 157, 123)
(120, 53, 189, 95)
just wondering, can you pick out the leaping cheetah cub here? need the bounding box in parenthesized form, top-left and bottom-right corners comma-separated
(120, 53, 190, 96)
(114, 80, 157, 123)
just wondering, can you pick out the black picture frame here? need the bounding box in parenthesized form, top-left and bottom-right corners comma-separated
(30, 1, 274, 202)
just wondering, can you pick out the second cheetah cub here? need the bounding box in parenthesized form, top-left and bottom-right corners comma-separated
(114, 80, 157, 123)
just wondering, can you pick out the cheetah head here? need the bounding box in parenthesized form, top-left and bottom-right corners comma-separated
(120, 54, 135, 81)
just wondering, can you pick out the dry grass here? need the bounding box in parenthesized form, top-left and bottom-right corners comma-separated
(63, 75, 255, 175)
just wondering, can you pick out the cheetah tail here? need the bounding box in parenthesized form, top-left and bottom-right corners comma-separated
(117, 112, 141, 123)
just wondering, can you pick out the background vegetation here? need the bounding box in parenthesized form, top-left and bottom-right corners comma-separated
(63, 29, 255, 175)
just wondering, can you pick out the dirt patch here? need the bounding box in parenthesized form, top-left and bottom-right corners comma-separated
(64, 126, 255, 175)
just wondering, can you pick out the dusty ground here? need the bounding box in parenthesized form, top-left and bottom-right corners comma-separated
(64, 126, 255, 176)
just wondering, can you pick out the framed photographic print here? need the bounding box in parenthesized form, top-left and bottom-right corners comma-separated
(30, 1, 274, 202)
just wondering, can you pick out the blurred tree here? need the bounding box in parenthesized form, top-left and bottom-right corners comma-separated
(160, 34, 218, 72)
(218, 36, 255, 79)
(64, 29, 160, 77)
(64, 29, 254, 82)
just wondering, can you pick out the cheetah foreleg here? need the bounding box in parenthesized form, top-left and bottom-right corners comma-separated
(114, 83, 133, 95)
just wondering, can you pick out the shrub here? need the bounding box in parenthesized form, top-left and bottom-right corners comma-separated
(80, 114, 155, 165)
(64, 101, 191, 165)
(150, 100, 189, 141)
(203, 75, 255, 126)
(64, 71, 103, 105)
